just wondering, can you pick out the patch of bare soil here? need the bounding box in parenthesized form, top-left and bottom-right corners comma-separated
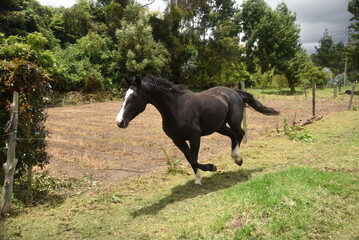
(44, 94, 350, 184)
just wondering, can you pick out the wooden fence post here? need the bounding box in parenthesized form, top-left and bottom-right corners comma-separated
(312, 79, 316, 117)
(303, 85, 307, 99)
(1, 92, 19, 216)
(241, 81, 248, 143)
(348, 82, 357, 110)
(333, 85, 337, 99)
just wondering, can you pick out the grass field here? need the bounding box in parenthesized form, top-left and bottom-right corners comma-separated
(1, 109, 358, 239)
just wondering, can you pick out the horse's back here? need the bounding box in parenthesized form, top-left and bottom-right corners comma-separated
(190, 87, 240, 135)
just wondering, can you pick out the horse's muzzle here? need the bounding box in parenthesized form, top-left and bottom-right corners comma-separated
(117, 120, 128, 129)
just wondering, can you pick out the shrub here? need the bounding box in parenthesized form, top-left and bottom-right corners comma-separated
(0, 59, 51, 182)
(283, 119, 315, 143)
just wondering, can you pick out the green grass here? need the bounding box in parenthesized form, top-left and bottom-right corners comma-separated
(1, 111, 359, 240)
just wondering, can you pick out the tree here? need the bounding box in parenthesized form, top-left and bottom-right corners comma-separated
(311, 29, 345, 75)
(154, 0, 243, 86)
(0, 0, 57, 47)
(196, 0, 244, 87)
(240, 0, 301, 93)
(346, 0, 359, 81)
(112, 4, 169, 82)
(56, 0, 94, 44)
(300, 61, 327, 87)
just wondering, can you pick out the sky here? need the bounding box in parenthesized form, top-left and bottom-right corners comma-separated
(37, 0, 352, 54)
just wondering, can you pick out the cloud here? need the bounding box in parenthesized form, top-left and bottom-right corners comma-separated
(264, 0, 351, 53)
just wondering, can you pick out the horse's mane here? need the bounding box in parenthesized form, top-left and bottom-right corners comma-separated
(140, 74, 186, 94)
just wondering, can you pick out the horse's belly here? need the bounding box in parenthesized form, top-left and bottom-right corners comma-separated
(200, 121, 224, 136)
(199, 112, 227, 136)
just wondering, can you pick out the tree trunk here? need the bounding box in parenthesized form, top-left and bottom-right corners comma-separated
(287, 77, 296, 94)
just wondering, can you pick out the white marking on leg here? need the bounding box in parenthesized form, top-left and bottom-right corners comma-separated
(231, 144, 240, 159)
(232, 144, 243, 165)
(116, 88, 134, 125)
(194, 171, 202, 185)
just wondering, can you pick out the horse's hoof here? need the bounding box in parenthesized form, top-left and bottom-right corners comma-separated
(235, 157, 243, 166)
(212, 165, 217, 171)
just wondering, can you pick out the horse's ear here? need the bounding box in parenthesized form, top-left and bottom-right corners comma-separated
(125, 77, 132, 86)
(135, 75, 142, 86)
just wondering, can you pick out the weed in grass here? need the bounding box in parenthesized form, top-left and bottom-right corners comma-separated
(283, 118, 315, 142)
(160, 145, 187, 175)
(233, 224, 257, 239)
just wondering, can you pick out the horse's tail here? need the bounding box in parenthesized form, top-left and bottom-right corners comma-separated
(235, 90, 280, 116)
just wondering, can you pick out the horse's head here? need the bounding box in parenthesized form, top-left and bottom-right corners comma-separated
(116, 76, 148, 128)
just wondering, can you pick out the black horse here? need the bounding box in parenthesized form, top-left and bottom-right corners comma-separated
(116, 74, 279, 185)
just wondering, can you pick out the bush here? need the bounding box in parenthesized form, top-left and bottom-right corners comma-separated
(0, 58, 51, 182)
(283, 119, 315, 143)
(53, 33, 111, 92)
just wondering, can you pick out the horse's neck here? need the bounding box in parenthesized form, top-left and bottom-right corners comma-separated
(149, 92, 179, 121)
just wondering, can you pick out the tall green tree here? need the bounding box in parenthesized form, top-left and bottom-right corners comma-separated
(0, 0, 57, 47)
(346, 0, 359, 80)
(310, 29, 345, 75)
(241, 0, 301, 93)
(52, 0, 94, 44)
(153, 0, 242, 86)
(112, 3, 169, 82)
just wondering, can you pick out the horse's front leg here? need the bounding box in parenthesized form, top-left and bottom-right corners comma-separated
(172, 139, 200, 184)
(172, 137, 216, 185)
(189, 137, 217, 185)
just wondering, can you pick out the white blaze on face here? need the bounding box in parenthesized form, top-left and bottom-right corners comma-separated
(116, 88, 134, 125)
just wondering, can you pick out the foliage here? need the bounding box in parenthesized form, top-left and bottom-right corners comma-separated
(301, 61, 327, 86)
(112, 4, 169, 80)
(346, 0, 359, 81)
(0, 0, 58, 49)
(283, 118, 315, 143)
(1, 0, 350, 94)
(311, 29, 345, 75)
(0, 58, 51, 179)
(53, 32, 111, 92)
(0, 32, 56, 72)
(241, 0, 301, 93)
(12, 170, 79, 206)
(58, 0, 94, 44)
(160, 145, 186, 175)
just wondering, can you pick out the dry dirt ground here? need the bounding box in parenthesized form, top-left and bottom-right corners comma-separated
(45, 93, 352, 185)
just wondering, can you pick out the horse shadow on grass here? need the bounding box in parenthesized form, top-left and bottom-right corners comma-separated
(132, 167, 264, 217)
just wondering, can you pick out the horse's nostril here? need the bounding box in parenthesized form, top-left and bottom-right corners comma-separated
(118, 120, 128, 128)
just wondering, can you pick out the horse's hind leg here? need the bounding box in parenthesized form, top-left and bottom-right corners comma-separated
(229, 121, 245, 166)
(230, 127, 245, 166)
(217, 126, 244, 166)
